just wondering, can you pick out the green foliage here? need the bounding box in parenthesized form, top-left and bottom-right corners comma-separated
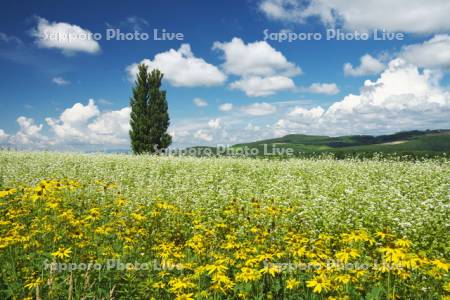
(129, 64, 171, 154)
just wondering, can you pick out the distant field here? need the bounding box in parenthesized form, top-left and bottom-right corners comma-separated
(0, 152, 449, 299)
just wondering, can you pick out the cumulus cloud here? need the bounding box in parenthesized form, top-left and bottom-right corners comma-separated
(208, 118, 222, 129)
(0, 129, 9, 142)
(400, 34, 450, 70)
(193, 98, 208, 107)
(240, 102, 277, 116)
(277, 59, 450, 135)
(305, 83, 340, 95)
(2, 101, 131, 149)
(259, 0, 450, 34)
(0, 100, 165, 149)
(30, 17, 100, 55)
(288, 106, 325, 119)
(87, 107, 131, 143)
(9, 117, 46, 146)
(219, 103, 233, 112)
(45, 99, 130, 145)
(213, 38, 301, 97)
(213, 37, 301, 77)
(344, 54, 385, 77)
(126, 44, 226, 87)
(52, 76, 70, 85)
(230, 75, 295, 97)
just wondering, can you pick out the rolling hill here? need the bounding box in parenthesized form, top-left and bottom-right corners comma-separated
(230, 129, 450, 158)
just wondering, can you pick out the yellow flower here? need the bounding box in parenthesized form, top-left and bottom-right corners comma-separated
(131, 212, 146, 222)
(95, 225, 112, 235)
(88, 208, 101, 219)
(152, 281, 165, 289)
(395, 239, 412, 248)
(175, 293, 194, 300)
(70, 230, 84, 239)
(24, 278, 44, 290)
(216, 222, 228, 229)
(443, 281, 450, 292)
(378, 247, 405, 263)
(211, 273, 235, 292)
(115, 198, 127, 206)
(286, 278, 300, 290)
(336, 248, 359, 263)
(335, 274, 351, 284)
(307, 275, 331, 294)
(342, 230, 373, 244)
(236, 267, 262, 283)
(168, 278, 195, 293)
(260, 264, 281, 277)
(293, 246, 307, 258)
(0, 188, 16, 198)
(25, 278, 44, 290)
(51, 247, 72, 259)
(204, 263, 228, 275)
(431, 259, 449, 272)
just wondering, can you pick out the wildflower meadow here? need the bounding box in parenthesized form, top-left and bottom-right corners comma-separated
(0, 151, 449, 299)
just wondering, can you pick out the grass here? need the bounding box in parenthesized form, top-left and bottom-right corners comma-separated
(0, 151, 449, 299)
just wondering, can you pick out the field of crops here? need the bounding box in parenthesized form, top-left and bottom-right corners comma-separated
(0, 151, 449, 299)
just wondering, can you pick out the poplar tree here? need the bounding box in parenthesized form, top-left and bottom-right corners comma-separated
(129, 64, 171, 154)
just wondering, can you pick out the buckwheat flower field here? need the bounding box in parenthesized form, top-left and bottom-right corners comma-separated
(0, 151, 449, 299)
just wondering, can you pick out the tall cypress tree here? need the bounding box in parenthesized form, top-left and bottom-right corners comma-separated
(129, 64, 150, 154)
(147, 69, 172, 151)
(129, 64, 171, 154)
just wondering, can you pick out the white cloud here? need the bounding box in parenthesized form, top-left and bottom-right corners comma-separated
(278, 59, 450, 135)
(400, 34, 450, 70)
(46, 99, 130, 145)
(344, 54, 385, 77)
(213, 37, 301, 77)
(0, 129, 9, 142)
(240, 102, 277, 116)
(126, 44, 226, 87)
(194, 129, 213, 142)
(214, 38, 301, 97)
(230, 76, 295, 97)
(193, 97, 208, 107)
(245, 123, 261, 131)
(219, 103, 233, 112)
(208, 118, 222, 129)
(305, 83, 340, 95)
(87, 107, 131, 144)
(30, 17, 100, 55)
(59, 99, 99, 125)
(288, 106, 325, 119)
(9, 117, 46, 146)
(52, 76, 70, 85)
(259, 0, 450, 34)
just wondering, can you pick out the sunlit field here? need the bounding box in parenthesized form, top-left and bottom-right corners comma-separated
(0, 151, 449, 299)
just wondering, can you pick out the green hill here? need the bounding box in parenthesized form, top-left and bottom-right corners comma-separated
(231, 129, 450, 158)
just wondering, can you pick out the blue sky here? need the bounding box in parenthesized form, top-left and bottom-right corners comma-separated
(0, 0, 449, 150)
